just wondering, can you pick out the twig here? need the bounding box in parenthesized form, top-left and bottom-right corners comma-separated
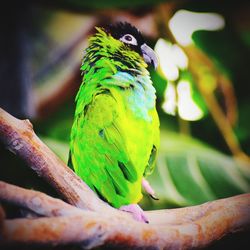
(157, 3, 250, 163)
(185, 46, 250, 163)
(0, 107, 250, 249)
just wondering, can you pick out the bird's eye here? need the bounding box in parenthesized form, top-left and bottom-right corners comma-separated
(120, 34, 138, 46)
(124, 35, 132, 41)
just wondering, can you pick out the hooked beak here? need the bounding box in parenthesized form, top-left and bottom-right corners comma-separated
(141, 43, 158, 69)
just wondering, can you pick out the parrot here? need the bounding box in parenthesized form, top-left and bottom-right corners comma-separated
(68, 22, 160, 223)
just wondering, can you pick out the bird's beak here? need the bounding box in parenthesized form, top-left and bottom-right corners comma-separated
(141, 43, 158, 69)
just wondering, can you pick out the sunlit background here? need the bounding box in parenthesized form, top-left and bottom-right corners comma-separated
(1, 0, 250, 239)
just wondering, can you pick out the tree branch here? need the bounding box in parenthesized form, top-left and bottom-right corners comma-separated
(0, 107, 250, 249)
(0, 107, 112, 213)
(0, 181, 82, 217)
(1, 181, 250, 249)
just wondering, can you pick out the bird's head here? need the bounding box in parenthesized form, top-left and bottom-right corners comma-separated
(105, 22, 158, 69)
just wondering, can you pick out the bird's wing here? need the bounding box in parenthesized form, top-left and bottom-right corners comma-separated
(69, 89, 140, 208)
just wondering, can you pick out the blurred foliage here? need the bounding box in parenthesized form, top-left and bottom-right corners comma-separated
(192, 29, 250, 155)
(43, 129, 250, 210)
(1, 0, 250, 213)
(35, 97, 75, 142)
(143, 132, 250, 209)
(54, 0, 167, 10)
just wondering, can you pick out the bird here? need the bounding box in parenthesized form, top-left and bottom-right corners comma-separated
(68, 22, 160, 223)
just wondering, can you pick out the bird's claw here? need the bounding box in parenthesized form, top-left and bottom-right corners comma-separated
(119, 204, 149, 223)
(142, 178, 159, 200)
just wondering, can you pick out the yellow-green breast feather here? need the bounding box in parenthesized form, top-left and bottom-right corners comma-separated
(69, 23, 160, 208)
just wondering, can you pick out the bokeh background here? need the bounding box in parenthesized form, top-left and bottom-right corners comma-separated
(0, 0, 250, 248)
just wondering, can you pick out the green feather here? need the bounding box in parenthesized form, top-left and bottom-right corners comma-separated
(69, 26, 160, 208)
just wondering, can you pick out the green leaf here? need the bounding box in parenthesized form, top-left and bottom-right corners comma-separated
(41, 133, 250, 210)
(144, 131, 250, 209)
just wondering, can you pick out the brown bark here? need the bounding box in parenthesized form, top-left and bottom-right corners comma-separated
(0, 181, 82, 217)
(0, 107, 112, 213)
(1, 181, 250, 249)
(0, 107, 250, 249)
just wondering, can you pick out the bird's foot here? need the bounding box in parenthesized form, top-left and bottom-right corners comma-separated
(142, 178, 159, 200)
(119, 204, 149, 223)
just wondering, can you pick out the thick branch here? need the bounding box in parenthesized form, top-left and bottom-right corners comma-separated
(0, 107, 112, 213)
(0, 181, 250, 248)
(0, 181, 82, 217)
(2, 214, 158, 249)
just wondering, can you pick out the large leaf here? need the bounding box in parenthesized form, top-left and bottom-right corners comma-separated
(143, 131, 250, 209)
(42, 132, 250, 210)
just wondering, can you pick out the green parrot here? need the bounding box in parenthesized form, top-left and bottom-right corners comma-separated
(68, 22, 160, 222)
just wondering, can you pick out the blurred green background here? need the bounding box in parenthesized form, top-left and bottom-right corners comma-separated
(0, 0, 250, 216)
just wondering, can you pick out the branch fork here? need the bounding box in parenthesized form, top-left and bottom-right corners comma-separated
(0, 107, 250, 249)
